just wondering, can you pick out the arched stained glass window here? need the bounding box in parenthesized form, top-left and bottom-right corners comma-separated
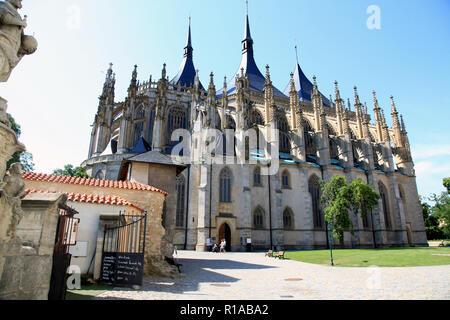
(281, 170, 290, 189)
(253, 207, 264, 229)
(147, 105, 156, 145)
(253, 166, 262, 186)
(176, 175, 186, 227)
(379, 182, 391, 230)
(219, 168, 232, 203)
(309, 175, 323, 228)
(277, 114, 290, 154)
(304, 120, 316, 157)
(166, 106, 187, 145)
(132, 104, 146, 148)
(251, 109, 264, 126)
(283, 208, 294, 229)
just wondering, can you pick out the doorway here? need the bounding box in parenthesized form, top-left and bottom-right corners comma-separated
(219, 223, 231, 252)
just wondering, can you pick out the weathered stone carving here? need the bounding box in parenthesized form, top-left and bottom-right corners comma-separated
(0, 0, 38, 82)
(1, 163, 26, 238)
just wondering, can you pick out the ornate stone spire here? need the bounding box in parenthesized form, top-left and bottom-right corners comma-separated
(354, 86, 363, 139)
(289, 72, 298, 129)
(381, 108, 390, 143)
(162, 63, 167, 80)
(207, 72, 216, 105)
(335, 81, 344, 135)
(127, 65, 138, 97)
(373, 91, 383, 143)
(390, 95, 403, 147)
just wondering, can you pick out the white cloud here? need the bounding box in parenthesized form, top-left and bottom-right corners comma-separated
(412, 144, 450, 160)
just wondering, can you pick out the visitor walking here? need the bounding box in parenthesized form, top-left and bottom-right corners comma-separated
(220, 239, 226, 253)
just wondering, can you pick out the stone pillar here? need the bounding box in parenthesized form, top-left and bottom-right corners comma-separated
(238, 163, 252, 252)
(196, 163, 210, 251)
(269, 166, 284, 250)
(1, 192, 66, 300)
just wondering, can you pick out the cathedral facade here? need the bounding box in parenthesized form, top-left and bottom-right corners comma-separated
(82, 14, 428, 252)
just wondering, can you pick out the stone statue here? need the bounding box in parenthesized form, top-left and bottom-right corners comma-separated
(0, 0, 38, 82)
(0, 163, 26, 238)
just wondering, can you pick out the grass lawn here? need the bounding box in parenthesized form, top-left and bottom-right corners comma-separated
(66, 284, 114, 300)
(285, 247, 450, 267)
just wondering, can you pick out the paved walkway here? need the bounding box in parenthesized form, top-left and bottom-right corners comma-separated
(95, 250, 450, 300)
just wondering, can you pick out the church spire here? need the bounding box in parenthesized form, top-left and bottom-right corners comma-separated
(335, 81, 344, 135)
(184, 16, 193, 58)
(170, 18, 203, 89)
(354, 86, 363, 139)
(373, 91, 383, 143)
(242, 1, 253, 54)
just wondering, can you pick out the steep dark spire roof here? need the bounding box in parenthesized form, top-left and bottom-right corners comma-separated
(170, 18, 204, 89)
(284, 48, 332, 107)
(218, 13, 286, 98)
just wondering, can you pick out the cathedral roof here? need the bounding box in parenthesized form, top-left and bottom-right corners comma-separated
(217, 14, 286, 98)
(170, 19, 204, 90)
(284, 57, 332, 107)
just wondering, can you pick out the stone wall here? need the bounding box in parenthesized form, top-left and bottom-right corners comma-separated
(0, 192, 65, 300)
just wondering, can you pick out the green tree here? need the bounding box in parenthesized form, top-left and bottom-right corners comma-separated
(319, 176, 354, 242)
(443, 177, 450, 193)
(421, 197, 444, 240)
(349, 178, 380, 247)
(6, 113, 34, 172)
(430, 179, 450, 238)
(319, 176, 381, 265)
(53, 164, 89, 178)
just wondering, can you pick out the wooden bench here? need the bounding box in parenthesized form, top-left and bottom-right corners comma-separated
(274, 251, 285, 259)
(265, 250, 274, 257)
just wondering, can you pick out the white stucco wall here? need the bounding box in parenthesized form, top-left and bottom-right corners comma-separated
(68, 202, 126, 275)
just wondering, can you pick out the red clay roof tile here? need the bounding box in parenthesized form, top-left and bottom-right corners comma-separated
(25, 189, 145, 212)
(22, 172, 168, 196)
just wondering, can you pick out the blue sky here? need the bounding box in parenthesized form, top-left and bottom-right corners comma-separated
(2, 0, 449, 198)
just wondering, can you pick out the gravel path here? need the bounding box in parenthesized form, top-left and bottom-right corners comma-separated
(95, 250, 450, 300)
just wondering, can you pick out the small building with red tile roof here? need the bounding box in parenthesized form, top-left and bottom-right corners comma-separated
(25, 189, 145, 275)
(22, 172, 179, 277)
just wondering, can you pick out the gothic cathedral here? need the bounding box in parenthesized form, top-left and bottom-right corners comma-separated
(82, 13, 428, 252)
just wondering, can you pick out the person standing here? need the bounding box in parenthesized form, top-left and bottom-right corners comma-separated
(220, 239, 226, 253)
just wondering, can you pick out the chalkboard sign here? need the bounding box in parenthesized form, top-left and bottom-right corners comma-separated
(101, 253, 117, 285)
(101, 252, 144, 288)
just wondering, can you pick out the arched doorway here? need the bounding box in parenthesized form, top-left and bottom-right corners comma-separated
(219, 223, 231, 252)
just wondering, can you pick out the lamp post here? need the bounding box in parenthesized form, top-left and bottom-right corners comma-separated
(327, 222, 334, 266)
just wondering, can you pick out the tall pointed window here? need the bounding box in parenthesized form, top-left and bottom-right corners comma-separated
(166, 106, 187, 147)
(283, 208, 294, 229)
(253, 166, 262, 186)
(304, 120, 316, 159)
(147, 105, 156, 146)
(176, 175, 186, 227)
(309, 175, 323, 228)
(327, 124, 339, 161)
(219, 168, 232, 203)
(132, 105, 146, 148)
(281, 170, 290, 189)
(378, 182, 391, 230)
(277, 114, 290, 154)
(253, 207, 264, 229)
(251, 109, 264, 126)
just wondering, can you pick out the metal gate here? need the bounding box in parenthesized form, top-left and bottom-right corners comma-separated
(48, 204, 79, 300)
(100, 211, 147, 288)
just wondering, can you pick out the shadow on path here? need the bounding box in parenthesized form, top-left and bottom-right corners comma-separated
(96, 254, 279, 298)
